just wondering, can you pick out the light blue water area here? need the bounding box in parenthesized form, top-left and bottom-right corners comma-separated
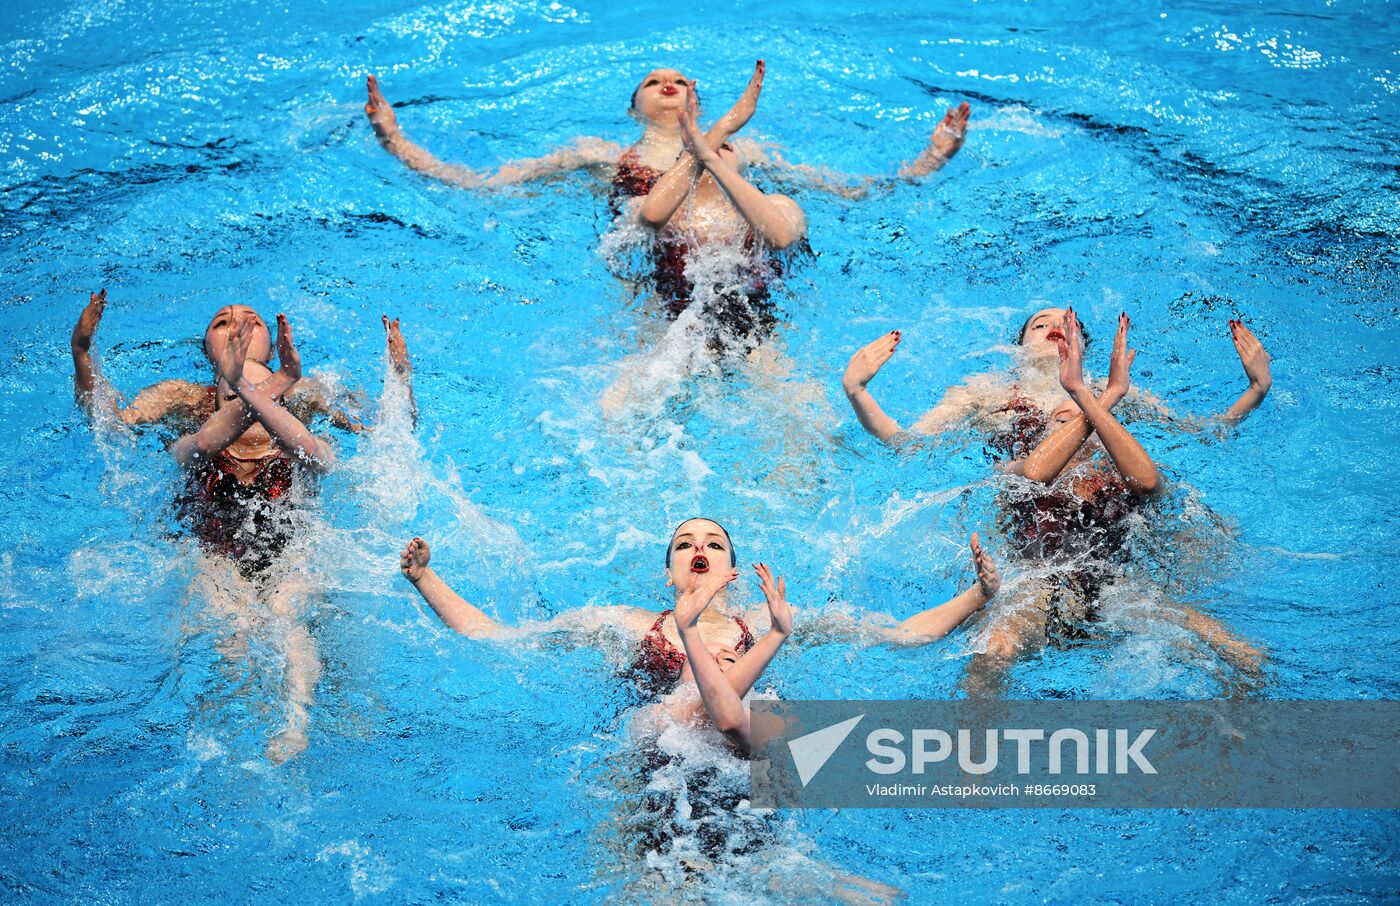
(2, 0, 1397, 901)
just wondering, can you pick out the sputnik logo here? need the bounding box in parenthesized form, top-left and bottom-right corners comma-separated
(788, 714, 864, 786)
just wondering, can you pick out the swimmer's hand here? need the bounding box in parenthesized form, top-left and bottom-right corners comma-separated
(930, 101, 971, 161)
(711, 60, 764, 143)
(1230, 320, 1271, 393)
(274, 313, 302, 387)
(383, 314, 411, 376)
(677, 82, 718, 166)
(675, 566, 740, 630)
(1105, 312, 1136, 404)
(753, 562, 792, 638)
(899, 102, 971, 178)
(72, 289, 106, 353)
(400, 536, 430, 584)
(213, 312, 256, 387)
(364, 75, 399, 139)
(970, 533, 1000, 601)
(1056, 308, 1089, 396)
(842, 330, 901, 396)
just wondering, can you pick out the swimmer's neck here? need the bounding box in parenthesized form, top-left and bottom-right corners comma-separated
(639, 122, 683, 145)
(670, 588, 731, 615)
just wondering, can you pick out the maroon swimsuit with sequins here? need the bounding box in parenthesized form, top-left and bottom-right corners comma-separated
(611, 150, 781, 341)
(629, 609, 756, 690)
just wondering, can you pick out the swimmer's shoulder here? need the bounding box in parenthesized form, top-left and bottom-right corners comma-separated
(123, 379, 209, 425)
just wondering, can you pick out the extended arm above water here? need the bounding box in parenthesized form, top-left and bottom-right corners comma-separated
(365, 75, 621, 189)
(1057, 309, 1159, 495)
(1020, 313, 1135, 484)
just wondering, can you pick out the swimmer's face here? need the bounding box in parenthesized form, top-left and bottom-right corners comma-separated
(664, 518, 732, 595)
(632, 68, 691, 123)
(1020, 307, 1076, 359)
(204, 305, 272, 365)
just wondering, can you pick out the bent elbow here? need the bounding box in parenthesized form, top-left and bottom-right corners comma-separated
(766, 231, 796, 251)
(712, 712, 745, 734)
(765, 223, 803, 250)
(635, 207, 667, 232)
(1020, 463, 1053, 484)
(1133, 472, 1162, 496)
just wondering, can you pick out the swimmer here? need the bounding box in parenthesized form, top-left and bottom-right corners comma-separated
(71, 291, 415, 761)
(398, 518, 999, 691)
(366, 63, 968, 340)
(842, 309, 1273, 695)
(401, 519, 994, 902)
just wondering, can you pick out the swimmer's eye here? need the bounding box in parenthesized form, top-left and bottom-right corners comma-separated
(707, 541, 724, 551)
(675, 541, 691, 550)
(645, 79, 659, 87)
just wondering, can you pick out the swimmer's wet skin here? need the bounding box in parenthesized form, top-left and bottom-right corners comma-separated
(70, 292, 415, 763)
(841, 308, 1272, 695)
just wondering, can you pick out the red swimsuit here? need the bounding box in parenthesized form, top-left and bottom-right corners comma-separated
(988, 389, 1138, 640)
(611, 150, 783, 343)
(176, 387, 298, 576)
(629, 609, 756, 690)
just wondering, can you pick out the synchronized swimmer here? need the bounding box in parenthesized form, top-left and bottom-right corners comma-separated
(72, 291, 413, 761)
(67, 50, 1277, 902)
(366, 61, 969, 346)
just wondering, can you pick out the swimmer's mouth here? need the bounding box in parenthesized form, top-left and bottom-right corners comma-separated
(690, 554, 710, 573)
(660, 85, 679, 97)
(1045, 329, 1065, 342)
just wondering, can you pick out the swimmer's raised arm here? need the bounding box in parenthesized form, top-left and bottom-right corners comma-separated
(722, 562, 793, 699)
(678, 85, 806, 249)
(1019, 312, 1134, 483)
(400, 537, 654, 643)
(1058, 309, 1160, 495)
(675, 566, 769, 752)
(381, 314, 417, 428)
(874, 534, 999, 647)
(401, 537, 508, 638)
(898, 102, 972, 179)
(71, 290, 207, 425)
(1218, 320, 1272, 427)
(786, 536, 998, 649)
(365, 75, 622, 189)
(842, 331, 904, 441)
(636, 61, 766, 230)
(744, 101, 971, 200)
(221, 314, 335, 470)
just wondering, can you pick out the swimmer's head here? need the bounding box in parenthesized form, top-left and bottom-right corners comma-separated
(1017, 307, 1089, 359)
(664, 517, 737, 594)
(203, 305, 272, 365)
(630, 68, 695, 125)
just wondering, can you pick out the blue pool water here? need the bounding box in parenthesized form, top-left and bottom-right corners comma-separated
(2, 0, 1397, 901)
